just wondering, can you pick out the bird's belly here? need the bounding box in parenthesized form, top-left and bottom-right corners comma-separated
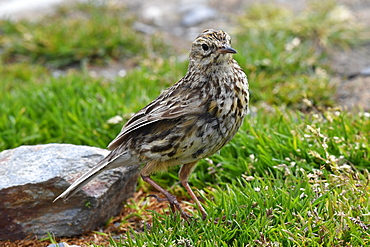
(164, 112, 243, 166)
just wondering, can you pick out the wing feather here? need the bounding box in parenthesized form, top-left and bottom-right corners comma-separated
(107, 81, 204, 150)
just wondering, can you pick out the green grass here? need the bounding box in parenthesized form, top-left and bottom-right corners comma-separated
(120, 169, 370, 246)
(0, 1, 369, 246)
(0, 3, 167, 68)
(0, 58, 187, 150)
(122, 109, 369, 246)
(233, 0, 365, 109)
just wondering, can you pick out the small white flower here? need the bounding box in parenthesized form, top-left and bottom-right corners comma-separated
(335, 211, 347, 217)
(107, 115, 124, 124)
(328, 5, 353, 22)
(315, 67, 328, 78)
(285, 37, 301, 51)
(242, 174, 255, 181)
(118, 69, 127, 77)
(303, 98, 313, 107)
(338, 164, 352, 170)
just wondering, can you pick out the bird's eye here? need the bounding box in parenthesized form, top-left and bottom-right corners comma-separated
(202, 44, 209, 51)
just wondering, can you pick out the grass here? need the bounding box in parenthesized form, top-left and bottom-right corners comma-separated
(122, 169, 370, 246)
(0, 3, 167, 68)
(118, 109, 369, 246)
(0, 1, 369, 246)
(0, 58, 186, 150)
(234, 0, 365, 109)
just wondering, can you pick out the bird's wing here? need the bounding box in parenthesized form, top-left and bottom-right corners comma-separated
(107, 82, 204, 150)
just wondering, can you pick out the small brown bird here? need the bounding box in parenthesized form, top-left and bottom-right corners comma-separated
(54, 29, 249, 221)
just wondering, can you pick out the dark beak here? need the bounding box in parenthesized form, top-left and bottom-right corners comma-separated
(217, 45, 237, 54)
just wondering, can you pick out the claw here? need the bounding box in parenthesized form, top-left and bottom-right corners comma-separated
(147, 194, 169, 202)
(141, 175, 195, 224)
(146, 193, 192, 223)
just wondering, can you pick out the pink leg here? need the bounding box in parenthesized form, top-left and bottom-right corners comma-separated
(141, 174, 191, 222)
(179, 162, 208, 220)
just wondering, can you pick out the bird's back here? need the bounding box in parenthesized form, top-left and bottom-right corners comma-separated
(110, 57, 248, 171)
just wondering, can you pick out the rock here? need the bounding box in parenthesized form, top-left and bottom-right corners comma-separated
(329, 43, 370, 110)
(47, 243, 81, 247)
(140, 1, 180, 27)
(360, 66, 370, 76)
(0, 144, 140, 240)
(0, 0, 65, 20)
(181, 5, 217, 27)
(329, 44, 370, 77)
(133, 22, 157, 35)
(335, 76, 370, 111)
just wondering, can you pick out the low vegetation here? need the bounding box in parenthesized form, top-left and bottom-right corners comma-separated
(0, 1, 368, 246)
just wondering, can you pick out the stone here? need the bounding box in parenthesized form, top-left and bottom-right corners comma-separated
(360, 66, 370, 77)
(181, 5, 217, 27)
(139, 1, 180, 27)
(335, 76, 370, 111)
(0, 144, 140, 240)
(133, 22, 157, 35)
(47, 243, 81, 247)
(329, 44, 370, 77)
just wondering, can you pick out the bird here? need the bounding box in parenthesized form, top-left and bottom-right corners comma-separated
(54, 29, 249, 222)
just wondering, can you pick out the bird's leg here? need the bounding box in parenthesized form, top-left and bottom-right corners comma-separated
(141, 174, 191, 222)
(179, 162, 208, 220)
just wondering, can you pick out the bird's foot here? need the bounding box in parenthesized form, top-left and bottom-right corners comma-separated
(147, 194, 168, 202)
(147, 193, 192, 223)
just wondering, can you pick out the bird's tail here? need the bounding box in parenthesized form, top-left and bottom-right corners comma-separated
(53, 150, 135, 202)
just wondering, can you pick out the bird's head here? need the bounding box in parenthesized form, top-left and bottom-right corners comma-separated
(189, 29, 237, 66)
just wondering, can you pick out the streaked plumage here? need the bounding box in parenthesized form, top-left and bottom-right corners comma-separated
(54, 29, 249, 221)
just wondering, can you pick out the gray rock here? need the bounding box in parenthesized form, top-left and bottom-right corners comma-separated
(47, 243, 81, 247)
(360, 66, 370, 76)
(181, 5, 217, 27)
(335, 76, 370, 111)
(133, 22, 157, 35)
(140, 1, 181, 27)
(330, 44, 370, 77)
(0, 144, 139, 240)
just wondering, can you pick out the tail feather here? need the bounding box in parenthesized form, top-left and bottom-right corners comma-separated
(54, 150, 135, 202)
(53, 160, 109, 202)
